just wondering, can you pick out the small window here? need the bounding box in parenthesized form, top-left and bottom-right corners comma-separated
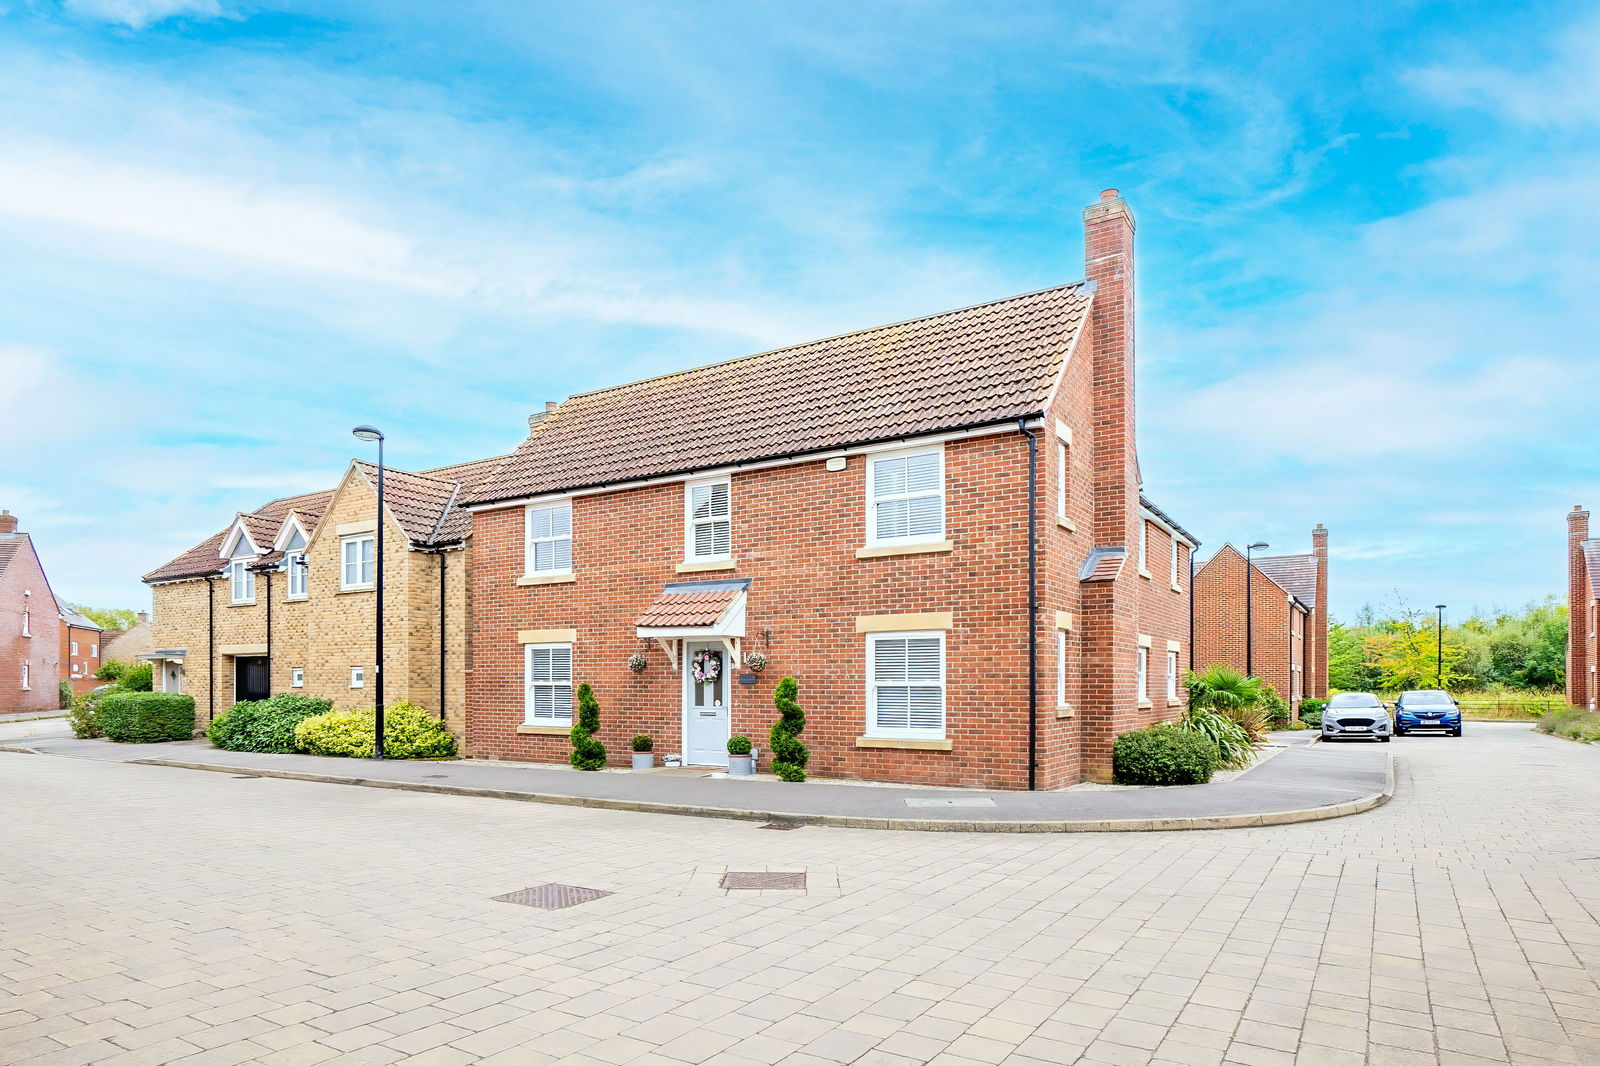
(526, 501, 573, 574)
(20, 663, 29, 690)
(90, 643, 97, 657)
(525, 644, 574, 725)
(229, 560, 255, 604)
(71, 641, 79, 656)
(350, 665, 365, 689)
(341, 534, 375, 590)
(287, 552, 309, 599)
(20, 610, 29, 636)
(1138, 521, 1148, 572)
(1137, 647, 1148, 701)
(1056, 440, 1069, 519)
(868, 447, 944, 545)
(291, 668, 305, 688)
(1166, 651, 1179, 700)
(867, 632, 946, 739)
(686, 480, 731, 560)
(1056, 630, 1069, 707)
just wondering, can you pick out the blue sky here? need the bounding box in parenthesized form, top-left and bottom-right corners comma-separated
(3, 0, 1597, 623)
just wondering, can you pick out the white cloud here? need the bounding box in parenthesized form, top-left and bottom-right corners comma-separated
(62, 0, 222, 30)
(1408, 17, 1600, 128)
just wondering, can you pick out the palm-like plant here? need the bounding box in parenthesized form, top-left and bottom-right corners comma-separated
(1184, 664, 1269, 745)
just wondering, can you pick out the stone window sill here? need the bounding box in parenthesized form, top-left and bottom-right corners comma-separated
(517, 572, 576, 586)
(285, 595, 309, 603)
(1055, 704, 1075, 719)
(855, 540, 954, 560)
(1170, 584, 1183, 594)
(1056, 516, 1076, 532)
(1137, 699, 1153, 709)
(676, 558, 736, 574)
(336, 586, 374, 596)
(855, 736, 953, 751)
(227, 601, 256, 608)
(1138, 569, 1152, 580)
(517, 724, 572, 735)
(1167, 699, 1183, 707)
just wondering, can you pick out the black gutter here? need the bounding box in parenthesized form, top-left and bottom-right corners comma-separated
(438, 551, 447, 723)
(1188, 548, 1197, 673)
(206, 575, 216, 723)
(264, 564, 272, 694)
(1018, 419, 1039, 791)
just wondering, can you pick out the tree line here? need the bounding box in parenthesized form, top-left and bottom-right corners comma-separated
(1329, 597, 1566, 694)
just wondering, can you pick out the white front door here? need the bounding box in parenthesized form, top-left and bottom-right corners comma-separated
(162, 661, 184, 694)
(684, 642, 731, 766)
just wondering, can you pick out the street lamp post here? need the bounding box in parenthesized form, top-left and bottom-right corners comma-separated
(1245, 542, 1269, 676)
(1434, 604, 1447, 689)
(353, 425, 386, 760)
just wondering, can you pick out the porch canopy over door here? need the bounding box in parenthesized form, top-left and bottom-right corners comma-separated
(634, 578, 750, 668)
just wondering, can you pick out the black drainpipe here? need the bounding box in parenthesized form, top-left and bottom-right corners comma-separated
(206, 575, 216, 723)
(1188, 548, 1196, 672)
(264, 564, 272, 694)
(438, 551, 447, 723)
(1018, 419, 1039, 791)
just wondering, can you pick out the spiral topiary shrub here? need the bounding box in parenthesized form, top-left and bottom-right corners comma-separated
(1112, 725, 1219, 785)
(569, 682, 607, 770)
(768, 676, 808, 782)
(208, 694, 334, 753)
(99, 691, 195, 743)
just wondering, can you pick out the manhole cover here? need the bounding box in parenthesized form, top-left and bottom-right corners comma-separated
(904, 797, 996, 808)
(722, 871, 806, 891)
(492, 884, 612, 909)
(758, 822, 802, 831)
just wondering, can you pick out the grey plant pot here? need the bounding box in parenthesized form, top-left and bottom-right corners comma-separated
(631, 752, 654, 770)
(728, 754, 754, 776)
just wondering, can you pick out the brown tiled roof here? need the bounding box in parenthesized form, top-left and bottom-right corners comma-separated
(1583, 541, 1600, 599)
(1254, 554, 1318, 608)
(144, 489, 335, 583)
(475, 283, 1092, 504)
(636, 587, 741, 628)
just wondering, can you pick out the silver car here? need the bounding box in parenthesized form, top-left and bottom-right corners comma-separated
(1322, 692, 1391, 742)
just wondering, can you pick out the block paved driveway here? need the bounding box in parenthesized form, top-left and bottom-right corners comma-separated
(3, 723, 1598, 1066)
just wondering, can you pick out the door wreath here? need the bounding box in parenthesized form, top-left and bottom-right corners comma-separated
(692, 648, 722, 683)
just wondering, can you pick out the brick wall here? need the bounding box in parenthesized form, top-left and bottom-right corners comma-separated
(0, 533, 63, 713)
(1192, 546, 1307, 712)
(1569, 507, 1595, 710)
(61, 623, 104, 696)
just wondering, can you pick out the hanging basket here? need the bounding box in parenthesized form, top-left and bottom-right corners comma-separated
(743, 650, 768, 673)
(626, 651, 648, 674)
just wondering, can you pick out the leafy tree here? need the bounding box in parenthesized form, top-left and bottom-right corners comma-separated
(70, 605, 141, 631)
(1327, 621, 1383, 692)
(95, 658, 127, 682)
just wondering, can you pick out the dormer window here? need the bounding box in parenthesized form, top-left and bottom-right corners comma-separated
(287, 552, 308, 599)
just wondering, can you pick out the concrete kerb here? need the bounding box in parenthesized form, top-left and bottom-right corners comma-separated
(128, 750, 1397, 833)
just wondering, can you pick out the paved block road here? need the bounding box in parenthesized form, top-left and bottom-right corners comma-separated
(3, 723, 1598, 1065)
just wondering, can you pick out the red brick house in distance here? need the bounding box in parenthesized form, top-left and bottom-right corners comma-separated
(464, 190, 1197, 788)
(0, 510, 64, 714)
(1567, 506, 1597, 710)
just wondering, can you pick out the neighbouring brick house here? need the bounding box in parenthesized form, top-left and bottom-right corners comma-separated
(463, 190, 1197, 788)
(0, 510, 64, 713)
(100, 610, 155, 667)
(1192, 526, 1330, 713)
(59, 605, 104, 696)
(142, 455, 506, 733)
(1568, 505, 1597, 710)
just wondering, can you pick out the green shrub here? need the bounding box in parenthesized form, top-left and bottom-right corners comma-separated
(1259, 686, 1290, 729)
(67, 686, 113, 738)
(99, 691, 195, 743)
(293, 701, 457, 759)
(769, 676, 808, 782)
(57, 680, 73, 709)
(1299, 696, 1328, 719)
(569, 683, 606, 770)
(95, 658, 127, 682)
(117, 663, 153, 692)
(727, 734, 752, 756)
(1177, 707, 1254, 769)
(1113, 725, 1218, 786)
(208, 694, 333, 753)
(1301, 707, 1324, 727)
(631, 733, 653, 753)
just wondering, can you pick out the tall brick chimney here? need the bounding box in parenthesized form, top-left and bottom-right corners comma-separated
(137, 610, 149, 625)
(1569, 505, 1590, 709)
(0, 509, 16, 535)
(1311, 523, 1329, 698)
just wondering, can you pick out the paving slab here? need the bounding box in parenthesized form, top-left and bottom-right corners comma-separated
(5, 730, 1391, 831)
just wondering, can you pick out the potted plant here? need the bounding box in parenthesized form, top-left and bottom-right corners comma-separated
(631, 734, 654, 770)
(727, 734, 754, 775)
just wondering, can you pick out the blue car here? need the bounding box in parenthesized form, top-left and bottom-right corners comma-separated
(1394, 690, 1463, 736)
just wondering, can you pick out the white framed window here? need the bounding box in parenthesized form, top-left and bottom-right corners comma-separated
(90, 643, 97, 657)
(20, 610, 29, 636)
(20, 663, 29, 690)
(525, 643, 574, 725)
(287, 552, 308, 599)
(685, 479, 731, 561)
(866, 631, 946, 739)
(350, 665, 365, 689)
(1056, 440, 1069, 519)
(526, 501, 572, 574)
(867, 446, 944, 546)
(1138, 521, 1148, 572)
(1166, 651, 1179, 700)
(1136, 647, 1148, 701)
(291, 667, 305, 688)
(229, 560, 255, 604)
(341, 534, 375, 590)
(1056, 630, 1069, 707)
(70, 641, 79, 656)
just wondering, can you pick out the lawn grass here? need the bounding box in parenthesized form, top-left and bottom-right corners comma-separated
(1534, 707, 1600, 743)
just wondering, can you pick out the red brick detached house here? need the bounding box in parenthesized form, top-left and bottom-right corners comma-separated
(464, 190, 1196, 788)
(59, 605, 105, 697)
(1568, 506, 1597, 710)
(0, 510, 64, 713)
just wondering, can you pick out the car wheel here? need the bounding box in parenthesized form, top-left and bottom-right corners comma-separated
(1394, 728, 1406, 736)
(1450, 728, 1462, 737)
(1380, 736, 1390, 743)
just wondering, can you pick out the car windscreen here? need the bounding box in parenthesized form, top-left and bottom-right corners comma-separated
(1404, 693, 1454, 707)
(1328, 694, 1381, 707)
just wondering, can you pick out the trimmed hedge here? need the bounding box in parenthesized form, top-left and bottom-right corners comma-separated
(1112, 725, 1219, 785)
(293, 701, 457, 759)
(99, 691, 195, 743)
(208, 694, 334, 753)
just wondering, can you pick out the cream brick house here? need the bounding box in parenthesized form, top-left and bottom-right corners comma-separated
(142, 455, 505, 734)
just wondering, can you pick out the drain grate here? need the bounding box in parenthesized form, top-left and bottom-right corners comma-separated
(758, 822, 802, 831)
(492, 884, 613, 909)
(722, 871, 807, 891)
